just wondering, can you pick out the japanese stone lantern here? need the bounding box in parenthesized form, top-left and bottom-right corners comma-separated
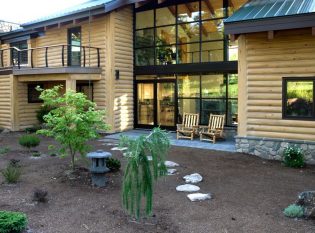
(87, 150, 112, 187)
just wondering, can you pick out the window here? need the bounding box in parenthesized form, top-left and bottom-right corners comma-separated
(68, 27, 81, 66)
(11, 40, 28, 66)
(283, 78, 315, 119)
(77, 83, 93, 101)
(28, 84, 43, 103)
(135, 0, 244, 66)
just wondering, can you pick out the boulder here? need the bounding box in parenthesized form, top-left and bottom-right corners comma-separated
(176, 184, 200, 192)
(187, 193, 212, 202)
(165, 161, 179, 168)
(183, 173, 203, 184)
(296, 191, 315, 218)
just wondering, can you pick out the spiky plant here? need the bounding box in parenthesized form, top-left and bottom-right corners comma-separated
(120, 127, 170, 220)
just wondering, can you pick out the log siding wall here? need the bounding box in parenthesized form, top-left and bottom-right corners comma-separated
(0, 6, 134, 132)
(239, 28, 315, 141)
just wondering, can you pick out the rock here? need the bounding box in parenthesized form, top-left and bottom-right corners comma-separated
(187, 193, 212, 202)
(1, 128, 10, 134)
(167, 169, 177, 175)
(111, 147, 128, 151)
(176, 184, 200, 192)
(296, 191, 315, 218)
(183, 173, 202, 184)
(165, 161, 179, 168)
(147, 156, 153, 161)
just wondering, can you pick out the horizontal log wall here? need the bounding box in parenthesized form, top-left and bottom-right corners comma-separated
(240, 28, 315, 141)
(112, 6, 134, 131)
(0, 74, 12, 129)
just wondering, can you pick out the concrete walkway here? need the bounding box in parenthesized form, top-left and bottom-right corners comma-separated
(102, 129, 236, 152)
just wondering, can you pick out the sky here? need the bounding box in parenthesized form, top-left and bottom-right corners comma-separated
(0, 0, 88, 24)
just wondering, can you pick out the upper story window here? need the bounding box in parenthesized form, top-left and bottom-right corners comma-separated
(283, 78, 315, 120)
(135, 0, 245, 66)
(68, 27, 81, 66)
(10, 40, 28, 66)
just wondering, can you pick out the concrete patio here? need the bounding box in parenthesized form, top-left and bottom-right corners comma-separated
(102, 129, 236, 152)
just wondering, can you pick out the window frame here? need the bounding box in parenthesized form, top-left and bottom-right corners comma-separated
(282, 77, 315, 120)
(134, 0, 232, 67)
(10, 40, 28, 66)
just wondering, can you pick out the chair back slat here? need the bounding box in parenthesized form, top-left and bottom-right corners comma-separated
(183, 113, 199, 128)
(208, 114, 225, 132)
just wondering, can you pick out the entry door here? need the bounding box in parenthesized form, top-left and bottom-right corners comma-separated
(136, 80, 176, 128)
(157, 81, 176, 127)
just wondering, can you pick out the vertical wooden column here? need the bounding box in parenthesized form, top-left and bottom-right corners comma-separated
(237, 35, 248, 137)
(65, 78, 76, 92)
(105, 13, 116, 132)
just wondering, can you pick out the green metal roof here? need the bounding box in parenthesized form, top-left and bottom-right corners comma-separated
(225, 0, 315, 23)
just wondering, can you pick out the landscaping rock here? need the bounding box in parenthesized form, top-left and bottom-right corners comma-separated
(176, 184, 200, 192)
(147, 156, 153, 161)
(167, 169, 177, 175)
(111, 147, 128, 151)
(183, 173, 202, 184)
(165, 161, 179, 167)
(187, 193, 212, 202)
(1, 128, 10, 134)
(296, 191, 315, 218)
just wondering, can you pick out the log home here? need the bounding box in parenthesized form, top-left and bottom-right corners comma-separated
(1, 0, 315, 162)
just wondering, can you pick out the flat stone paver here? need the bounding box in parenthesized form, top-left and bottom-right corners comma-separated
(187, 193, 212, 202)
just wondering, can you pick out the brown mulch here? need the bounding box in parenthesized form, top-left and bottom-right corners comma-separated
(1, 132, 315, 233)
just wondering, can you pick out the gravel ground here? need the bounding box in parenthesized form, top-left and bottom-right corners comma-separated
(0, 132, 315, 233)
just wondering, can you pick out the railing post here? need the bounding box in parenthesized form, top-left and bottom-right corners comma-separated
(31, 49, 34, 68)
(62, 45, 65, 67)
(0, 50, 3, 67)
(83, 46, 86, 67)
(45, 47, 48, 67)
(18, 50, 21, 69)
(11, 48, 14, 66)
(97, 48, 100, 67)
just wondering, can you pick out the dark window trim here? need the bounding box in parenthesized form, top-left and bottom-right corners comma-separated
(28, 83, 43, 103)
(282, 77, 315, 121)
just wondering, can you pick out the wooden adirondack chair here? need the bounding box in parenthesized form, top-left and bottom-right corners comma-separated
(200, 114, 225, 143)
(176, 113, 199, 140)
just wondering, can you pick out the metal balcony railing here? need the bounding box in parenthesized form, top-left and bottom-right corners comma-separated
(0, 44, 101, 69)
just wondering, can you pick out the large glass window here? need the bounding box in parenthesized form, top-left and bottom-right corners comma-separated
(68, 27, 81, 66)
(283, 79, 314, 119)
(135, 0, 243, 66)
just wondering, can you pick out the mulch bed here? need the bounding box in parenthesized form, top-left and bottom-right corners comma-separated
(1, 132, 315, 233)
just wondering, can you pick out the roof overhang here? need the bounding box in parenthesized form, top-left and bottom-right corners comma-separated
(224, 12, 315, 35)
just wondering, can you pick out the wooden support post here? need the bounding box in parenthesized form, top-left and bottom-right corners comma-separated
(312, 27, 315, 36)
(66, 78, 76, 92)
(10, 75, 19, 131)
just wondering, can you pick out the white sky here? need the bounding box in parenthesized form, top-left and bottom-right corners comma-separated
(0, 0, 88, 24)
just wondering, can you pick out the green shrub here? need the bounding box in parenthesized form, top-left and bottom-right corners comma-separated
(19, 135, 40, 152)
(282, 146, 305, 168)
(0, 211, 27, 233)
(106, 158, 121, 172)
(2, 160, 21, 183)
(36, 105, 55, 124)
(283, 204, 304, 218)
(0, 147, 10, 155)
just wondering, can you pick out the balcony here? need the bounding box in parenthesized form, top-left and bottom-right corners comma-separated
(0, 44, 102, 76)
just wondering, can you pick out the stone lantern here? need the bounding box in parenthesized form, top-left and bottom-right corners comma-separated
(87, 150, 112, 187)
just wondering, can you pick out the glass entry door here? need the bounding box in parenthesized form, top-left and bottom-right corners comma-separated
(157, 82, 175, 126)
(137, 80, 176, 128)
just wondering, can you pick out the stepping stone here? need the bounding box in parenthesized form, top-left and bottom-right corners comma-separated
(111, 147, 128, 151)
(167, 168, 177, 175)
(147, 156, 153, 161)
(187, 193, 212, 202)
(176, 184, 200, 192)
(165, 161, 179, 168)
(183, 173, 203, 184)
